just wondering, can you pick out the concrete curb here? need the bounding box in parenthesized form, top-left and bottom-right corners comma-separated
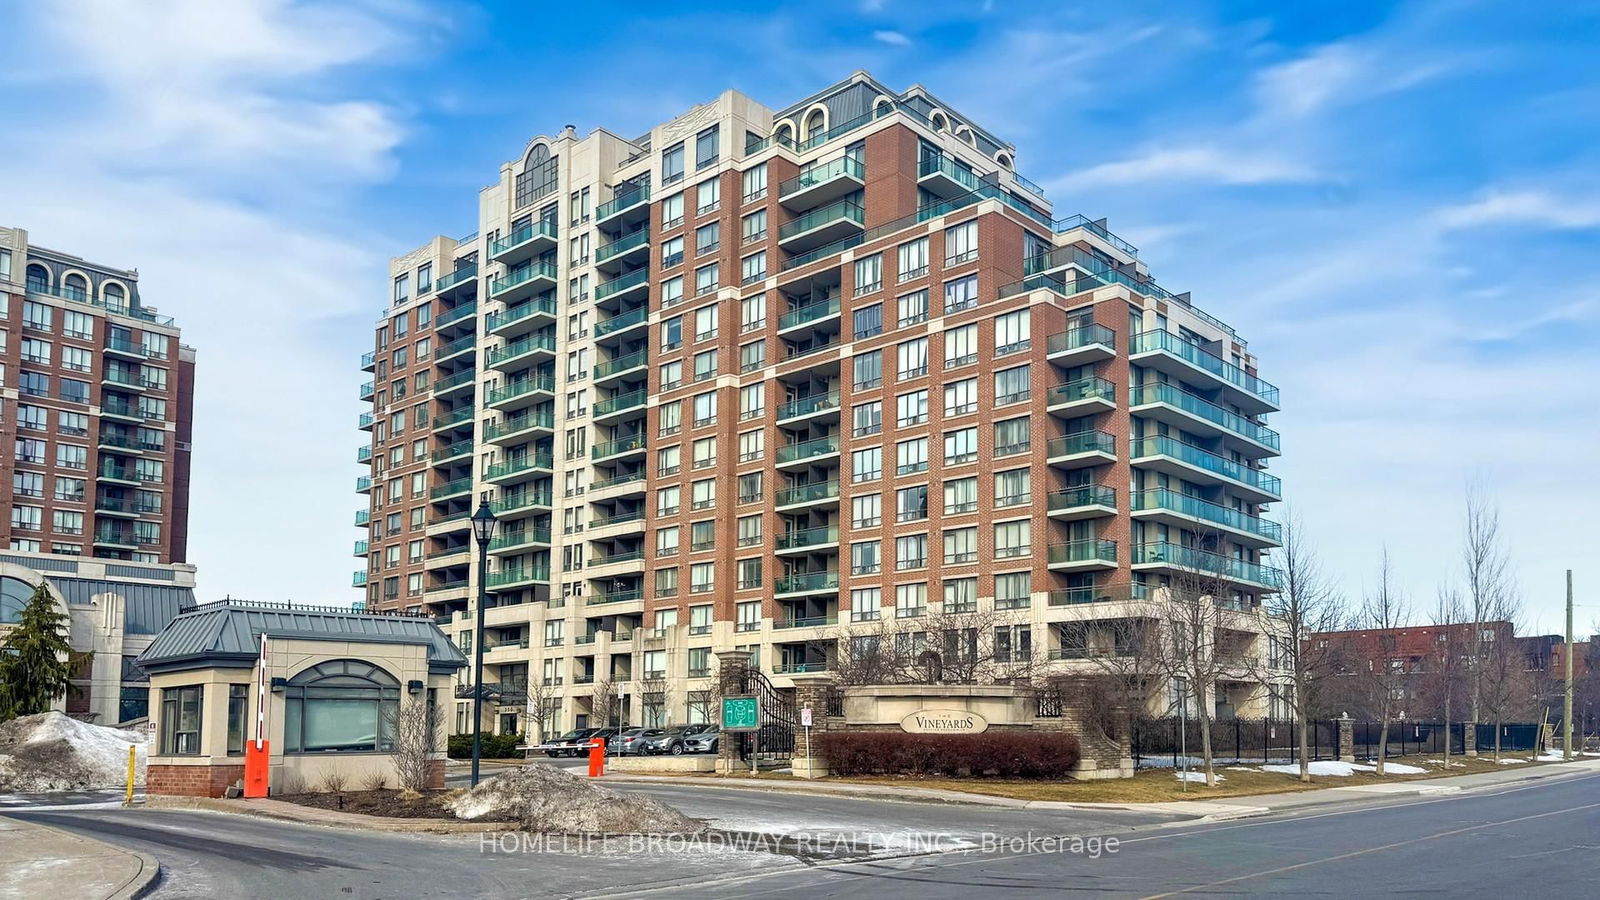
(141, 795, 505, 834)
(0, 816, 160, 900)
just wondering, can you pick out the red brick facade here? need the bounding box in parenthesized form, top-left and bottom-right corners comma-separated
(148, 763, 245, 798)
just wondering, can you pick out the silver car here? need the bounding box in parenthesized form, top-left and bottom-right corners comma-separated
(639, 724, 716, 755)
(682, 727, 720, 754)
(608, 727, 664, 756)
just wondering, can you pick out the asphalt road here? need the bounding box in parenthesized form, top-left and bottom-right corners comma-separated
(8, 769, 1597, 898)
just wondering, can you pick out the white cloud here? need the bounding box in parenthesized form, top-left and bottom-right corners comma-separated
(1050, 146, 1319, 191)
(872, 29, 911, 47)
(1254, 40, 1452, 121)
(1436, 189, 1600, 231)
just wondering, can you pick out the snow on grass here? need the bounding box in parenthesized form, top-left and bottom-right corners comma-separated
(1259, 760, 1426, 777)
(1174, 771, 1223, 784)
(1497, 758, 1530, 764)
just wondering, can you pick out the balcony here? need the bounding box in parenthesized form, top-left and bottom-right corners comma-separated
(1130, 488, 1281, 548)
(773, 615, 838, 630)
(592, 434, 646, 461)
(595, 306, 649, 341)
(491, 491, 553, 517)
(487, 333, 556, 370)
(93, 528, 136, 550)
(430, 477, 472, 500)
(595, 268, 649, 304)
(435, 334, 476, 363)
(486, 566, 551, 592)
(356, 445, 372, 463)
(773, 662, 829, 675)
(433, 264, 478, 300)
(485, 376, 557, 413)
(102, 368, 146, 393)
(1045, 325, 1117, 367)
(431, 407, 474, 433)
(779, 156, 865, 210)
(489, 220, 558, 266)
(1046, 539, 1118, 571)
(778, 296, 841, 334)
(1129, 383, 1280, 456)
(1132, 541, 1282, 591)
(483, 453, 554, 486)
(1131, 330, 1279, 414)
(352, 571, 368, 587)
(353, 539, 368, 557)
(432, 368, 477, 399)
(1046, 377, 1117, 417)
(593, 349, 647, 383)
(775, 525, 839, 554)
(594, 389, 647, 422)
(589, 588, 644, 606)
(589, 509, 645, 530)
(1129, 435, 1281, 503)
(431, 441, 473, 464)
(1046, 485, 1118, 520)
(590, 548, 645, 569)
(94, 495, 139, 518)
(595, 229, 651, 274)
(98, 431, 143, 453)
(486, 296, 558, 337)
(358, 381, 374, 401)
(435, 301, 477, 329)
(488, 262, 558, 305)
(775, 571, 839, 596)
(776, 391, 840, 423)
(356, 475, 372, 493)
(484, 409, 555, 444)
(775, 480, 840, 509)
(487, 528, 552, 555)
(916, 153, 982, 200)
(775, 436, 839, 468)
(360, 350, 376, 372)
(1046, 430, 1116, 468)
(106, 336, 161, 361)
(595, 185, 650, 230)
(354, 509, 370, 526)
(778, 198, 865, 252)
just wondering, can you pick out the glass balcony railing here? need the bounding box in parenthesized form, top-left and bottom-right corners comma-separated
(488, 262, 558, 297)
(775, 571, 839, 594)
(595, 268, 650, 301)
(355, 475, 372, 492)
(433, 369, 476, 393)
(596, 229, 650, 263)
(489, 220, 557, 256)
(429, 477, 472, 499)
(595, 306, 649, 337)
(596, 185, 650, 221)
(591, 471, 646, 491)
(1047, 430, 1116, 458)
(487, 297, 558, 330)
(488, 334, 556, 366)
(484, 411, 554, 440)
(433, 264, 478, 293)
(778, 296, 840, 330)
(1051, 214, 1138, 256)
(491, 491, 553, 515)
(591, 548, 645, 566)
(773, 615, 838, 630)
(592, 435, 646, 459)
(773, 662, 828, 675)
(354, 509, 371, 526)
(1130, 383, 1280, 451)
(1131, 488, 1282, 542)
(595, 390, 647, 416)
(486, 567, 552, 589)
(352, 571, 368, 587)
(776, 436, 839, 464)
(779, 156, 865, 198)
(353, 539, 369, 556)
(1047, 540, 1117, 565)
(776, 391, 839, 420)
(917, 154, 981, 190)
(488, 528, 552, 552)
(435, 301, 477, 327)
(1131, 330, 1279, 406)
(431, 441, 473, 462)
(779, 199, 865, 241)
(484, 454, 554, 480)
(593, 350, 647, 379)
(775, 525, 839, 551)
(1046, 325, 1116, 356)
(485, 376, 556, 407)
(435, 334, 476, 359)
(1046, 377, 1116, 407)
(358, 381, 374, 400)
(1133, 541, 1282, 587)
(1046, 485, 1117, 513)
(356, 445, 372, 462)
(359, 350, 376, 370)
(431, 407, 473, 430)
(1130, 436, 1282, 496)
(775, 480, 840, 506)
(590, 588, 644, 605)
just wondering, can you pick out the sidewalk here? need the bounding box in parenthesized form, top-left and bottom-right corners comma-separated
(0, 815, 158, 900)
(602, 756, 1600, 821)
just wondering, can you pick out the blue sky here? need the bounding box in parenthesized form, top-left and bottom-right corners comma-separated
(1, 0, 1595, 631)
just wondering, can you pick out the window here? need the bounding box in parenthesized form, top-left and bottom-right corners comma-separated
(692, 391, 716, 426)
(853, 302, 882, 340)
(737, 514, 762, 548)
(21, 338, 50, 365)
(898, 238, 929, 282)
(945, 577, 978, 613)
(18, 406, 47, 432)
(662, 235, 685, 267)
(226, 684, 249, 755)
(695, 125, 719, 169)
(695, 263, 720, 295)
(896, 338, 928, 380)
(847, 540, 880, 576)
(741, 251, 767, 285)
(994, 416, 1031, 456)
(897, 289, 928, 327)
(995, 309, 1031, 355)
(696, 221, 721, 255)
(742, 163, 767, 203)
(690, 562, 715, 593)
(740, 294, 766, 333)
(895, 437, 928, 475)
(159, 685, 203, 755)
(895, 485, 928, 522)
(943, 427, 977, 466)
(283, 660, 401, 753)
(742, 209, 767, 243)
(657, 486, 681, 517)
(736, 558, 763, 591)
(660, 360, 683, 391)
(994, 468, 1031, 507)
(691, 520, 716, 551)
(662, 142, 685, 185)
(944, 527, 977, 564)
(657, 444, 681, 476)
(393, 273, 409, 304)
(19, 371, 48, 397)
(896, 582, 927, 617)
(994, 519, 1031, 558)
(994, 364, 1031, 405)
(852, 493, 881, 528)
(944, 378, 977, 417)
(696, 435, 722, 468)
(739, 383, 764, 420)
(693, 349, 717, 381)
(944, 323, 977, 368)
(696, 178, 720, 214)
(23, 301, 52, 331)
(896, 389, 928, 426)
(659, 400, 682, 437)
(853, 400, 882, 437)
(996, 572, 1032, 609)
(694, 303, 718, 340)
(853, 350, 882, 390)
(896, 534, 928, 571)
(736, 601, 761, 633)
(944, 476, 978, 514)
(661, 193, 685, 230)
(737, 429, 763, 463)
(55, 476, 86, 502)
(853, 253, 882, 296)
(655, 567, 679, 597)
(56, 444, 88, 470)
(852, 446, 881, 483)
(64, 311, 94, 339)
(656, 526, 680, 557)
(994, 625, 1032, 662)
(945, 220, 978, 265)
(691, 478, 716, 510)
(940, 272, 979, 313)
(61, 346, 91, 372)
(52, 510, 84, 535)
(12, 472, 42, 498)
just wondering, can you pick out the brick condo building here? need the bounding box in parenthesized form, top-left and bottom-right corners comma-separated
(354, 72, 1285, 736)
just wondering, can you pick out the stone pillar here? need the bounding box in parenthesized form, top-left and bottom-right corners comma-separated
(714, 650, 751, 775)
(1337, 716, 1354, 762)
(1463, 721, 1478, 757)
(789, 674, 835, 779)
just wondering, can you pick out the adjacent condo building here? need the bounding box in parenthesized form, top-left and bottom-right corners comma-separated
(0, 225, 199, 725)
(354, 72, 1284, 736)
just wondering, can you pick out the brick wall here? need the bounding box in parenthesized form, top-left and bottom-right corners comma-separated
(148, 763, 245, 798)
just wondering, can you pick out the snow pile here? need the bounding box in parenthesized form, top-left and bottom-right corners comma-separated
(0, 712, 146, 791)
(449, 764, 706, 834)
(1497, 758, 1529, 765)
(1174, 771, 1223, 784)
(1260, 760, 1425, 777)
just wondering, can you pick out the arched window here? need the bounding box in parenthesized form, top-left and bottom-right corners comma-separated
(873, 98, 894, 118)
(104, 283, 126, 312)
(1, 576, 34, 624)
(25, 264, 49, 293)
(514, 144, 559, 209)
(804, 109, 826, 141)
(63, 273, 88, 302)
(283, 659, 401, 753)
(931, 112, 948, 133)
(773, 122, 795, 145)
(996, 152, 1013, 170)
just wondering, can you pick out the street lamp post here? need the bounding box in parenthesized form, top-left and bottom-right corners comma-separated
(469, 494, 498, 788)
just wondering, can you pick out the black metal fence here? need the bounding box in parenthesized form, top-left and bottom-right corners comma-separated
(1133, 717, 1544, 769)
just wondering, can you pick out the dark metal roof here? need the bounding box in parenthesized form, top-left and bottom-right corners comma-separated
(136, 601, 466, 675)
(46, 577, 195, 635)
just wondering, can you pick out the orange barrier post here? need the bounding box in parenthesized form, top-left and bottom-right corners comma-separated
(587, 737, 606, 777)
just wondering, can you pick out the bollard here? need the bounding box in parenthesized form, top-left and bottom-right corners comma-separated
(124, 745, 136, 805)
(587, 737, 606, 777)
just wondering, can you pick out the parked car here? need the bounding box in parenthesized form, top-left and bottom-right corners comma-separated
(682, 727, 720, 754)
(641, 724, 717, 756)
(608, 727, 665, 756)
(540, 727, 618, 758)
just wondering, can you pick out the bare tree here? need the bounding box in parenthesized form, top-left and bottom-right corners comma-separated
(827, 616, 908, 686)
(1361, 549, 1411, 775)
(1424, 585, 1470, 770)
(589, 678, 618, 728)
(523, 677, 556, 745)
(1462, 481, 1513, 734)
(1264, 510, 1346, 782)
(1478, 622, 1534, 762)
(387, 696, 445, 793)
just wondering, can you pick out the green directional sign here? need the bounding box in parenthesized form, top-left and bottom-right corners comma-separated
(722, 696, 759, 731)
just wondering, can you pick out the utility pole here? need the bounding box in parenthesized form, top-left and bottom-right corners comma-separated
(1564, 569, 1574, 761)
